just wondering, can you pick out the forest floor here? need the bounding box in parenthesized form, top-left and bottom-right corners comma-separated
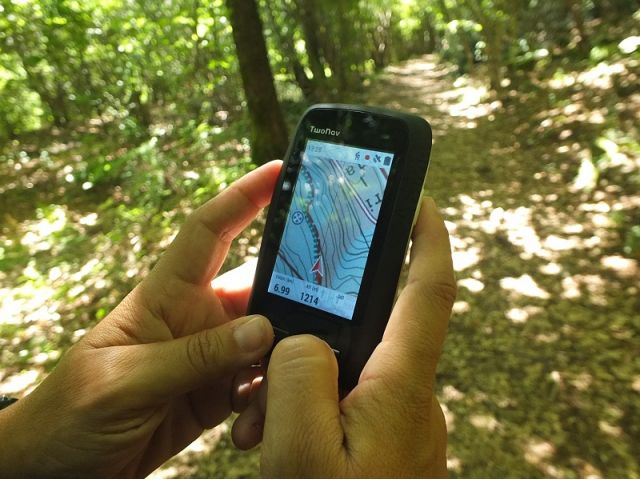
(1, 54, 639, 478)
(360, 55, 640, 478)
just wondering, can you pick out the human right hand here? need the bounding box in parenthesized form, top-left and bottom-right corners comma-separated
(0, 161, 281, 478)
(232, 197, 455, 477)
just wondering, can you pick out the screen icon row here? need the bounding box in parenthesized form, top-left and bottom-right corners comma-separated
(355, 151, 392, 166)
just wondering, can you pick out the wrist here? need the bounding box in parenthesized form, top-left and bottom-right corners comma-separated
(0, 398, 34, 477)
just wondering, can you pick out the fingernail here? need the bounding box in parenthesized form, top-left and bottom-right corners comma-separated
(234, 316, 269, 352)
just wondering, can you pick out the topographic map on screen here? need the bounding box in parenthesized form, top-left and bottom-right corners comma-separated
(268, 139, 394, 319)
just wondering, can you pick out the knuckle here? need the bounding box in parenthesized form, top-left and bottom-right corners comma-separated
(186, 329, 225, 376)
(271, 334, 322, 361)
(189, 185, 256, 244)
(422, 335, 445, 365)
(227, 182, 261, 212)
(406, 271, 458, 314)
(426, 277, 458, 312)
(185, 207, 231, 244)
(270, 335, 335, 378)
(181, 210, 201, 236)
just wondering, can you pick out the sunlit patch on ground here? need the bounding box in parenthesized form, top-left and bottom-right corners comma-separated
(435, 76, 501, 128)
(470, 413, 500, 431)
(0, 282, 60, 325)
(148, 420, 261, 478)
(149, 426, 225, 479)
(452, 300, 470, 314)
(547, 61, 628, 90)
(506, 305, 543, 324)
(500, 274, 551, 299)
(451, 240, 482, 271)
(0, 119, 260, 407)
(458, 277, 484, 293)
(364, 53, 640, 477)
(0, 370, 40, 396)
(524, 439, 562, 477)
(601, 255, 639, 278)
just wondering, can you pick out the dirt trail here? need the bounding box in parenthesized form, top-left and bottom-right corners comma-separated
(361, 55, 639, 478)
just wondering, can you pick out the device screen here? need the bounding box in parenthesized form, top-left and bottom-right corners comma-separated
(267, 139, 395, 320)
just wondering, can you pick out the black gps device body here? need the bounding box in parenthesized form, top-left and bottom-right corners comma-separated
(248, 104, 432, 390)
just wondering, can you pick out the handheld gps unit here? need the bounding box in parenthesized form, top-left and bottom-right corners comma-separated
(248, 104, 432, 390)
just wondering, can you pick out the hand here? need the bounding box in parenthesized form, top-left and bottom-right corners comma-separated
(232, 197, 455, 477)
(0, 161, 282, 477)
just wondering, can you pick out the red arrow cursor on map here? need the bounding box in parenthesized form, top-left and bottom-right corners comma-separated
(311, 256, 323, 284)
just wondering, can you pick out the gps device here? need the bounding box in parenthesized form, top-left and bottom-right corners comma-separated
(248, 104, 432, 390)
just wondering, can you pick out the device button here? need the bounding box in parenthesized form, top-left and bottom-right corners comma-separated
(307, 331, 341, 359)
(281, 313, 341, 358)
(273, 326, 290, 344)
(266, 326, 290, 360)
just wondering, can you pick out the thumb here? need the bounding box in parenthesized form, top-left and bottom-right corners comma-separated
(261, 335, 345, 477)
(129, 315, 273, 400)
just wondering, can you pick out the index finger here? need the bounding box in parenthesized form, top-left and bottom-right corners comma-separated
(212, 258, 258, 318)
(365, 197, 456, 385)
(154, 160, 282, 286)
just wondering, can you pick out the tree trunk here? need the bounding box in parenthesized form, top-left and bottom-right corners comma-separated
(53, 81, 70, 127)
(564, 0, 590, 53)
(421, 11, 439, 53)
(313, 4, 351, 93)
(464, 0, 506, 91)
(370, 10, 393, 69)
(438, 0, 475, 72)
(226, 0, 289, 165)
(335, 2, 351, 90)
(128, 90, 152, 129)
(486, 36, 503, 92)
(12, 45, 68, 128)
(294, 0, 327, 86)
(591, 0, 639, 24)
(265, 0, 317, 100)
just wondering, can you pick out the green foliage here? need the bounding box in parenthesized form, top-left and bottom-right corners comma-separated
(0, 0, 244, 136)
(1, 0, 639, 478)
(2, 0, 638, 137)
(0, 57, 45, 136)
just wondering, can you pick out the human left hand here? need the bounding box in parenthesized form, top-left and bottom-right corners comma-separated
(0, 161, 281, 477)
(232, 197, 454, 478)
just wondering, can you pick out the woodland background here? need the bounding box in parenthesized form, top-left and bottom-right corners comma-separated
(1, 0, 639, 477)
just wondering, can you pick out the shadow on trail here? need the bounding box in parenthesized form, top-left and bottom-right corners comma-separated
(363, 55, 639, 478)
